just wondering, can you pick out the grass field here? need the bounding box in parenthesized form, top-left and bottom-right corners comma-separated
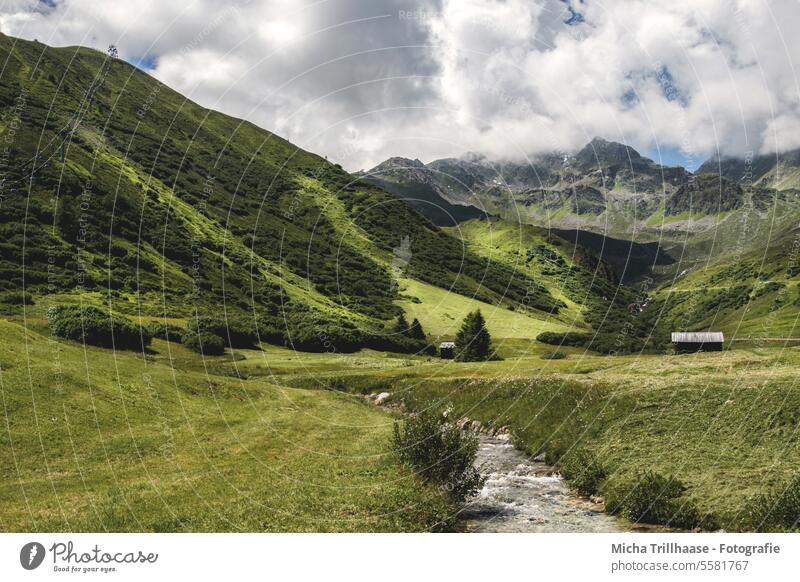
(396, 278, 573, 340)
(259, 344, 800, 530)
(4, 306, 800, 532)
(0, 319, 452, 532)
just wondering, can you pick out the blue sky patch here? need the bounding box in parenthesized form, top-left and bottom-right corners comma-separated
(647, 145, 702, 171)
(128, 54, 157, 71)
(655, 65, 688, 106)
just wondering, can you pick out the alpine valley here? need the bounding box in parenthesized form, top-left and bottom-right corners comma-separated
(1, 33, 799, 534)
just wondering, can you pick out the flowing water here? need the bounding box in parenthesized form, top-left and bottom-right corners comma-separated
(461, 433, 627, 533)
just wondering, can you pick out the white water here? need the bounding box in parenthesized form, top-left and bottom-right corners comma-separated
(461, 434, 626, 533)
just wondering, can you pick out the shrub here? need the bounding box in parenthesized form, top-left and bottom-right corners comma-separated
(537, 331, 591, 348)
(561, 452, 607, 497)
(536, 330, 642, 355)
(47, 305, 151, 350)
(541, 351, 566, 360)
(149, 321, 185, 343)
(740, 474, 800, 531)
(392, 410, 485, 501)
(0, 291, 34, 305)
(606, 471, 704, 529)
(363, 326, 434, 355)
(181, 328, 225, 356)
(194, 315, 258, 348)
(271, 306, 364, 353)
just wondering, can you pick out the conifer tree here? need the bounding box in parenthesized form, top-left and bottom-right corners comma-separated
(454, 310, 492, 361)
(393, 312, 410, 335)
(408, 317, 426, 341)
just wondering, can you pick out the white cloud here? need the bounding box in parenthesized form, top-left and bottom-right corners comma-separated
(0, 0, 798, 169)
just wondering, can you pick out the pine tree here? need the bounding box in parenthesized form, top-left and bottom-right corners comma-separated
(393, 312, 410, 335)
(408, 318, 426, 341)
(454, 310, 492, 361)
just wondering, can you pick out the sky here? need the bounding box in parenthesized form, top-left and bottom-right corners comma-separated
(0, 0, 798, 171)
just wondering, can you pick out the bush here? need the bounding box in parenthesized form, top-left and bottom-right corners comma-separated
(194, 315, 258, 348)
(149, 321, 185, 343)
(541, 351, 566, 360)
(606, 471, 704, 529)
(537, 331, 591, 348)
(392, 410, 485, 501)
(47, 305, 151, 350)
(181, 328, 225, 356)
(363, 331, 434, 355)
(561, 452, 606, 497)
(0, 291, 34, 305)
(740, 474, 800, 531)
(536, 330, 642, 355)
(259, 306, 364, 353)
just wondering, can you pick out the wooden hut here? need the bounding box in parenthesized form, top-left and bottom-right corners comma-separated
(671, 332, 724, 353)
(439, 341, 455, 359)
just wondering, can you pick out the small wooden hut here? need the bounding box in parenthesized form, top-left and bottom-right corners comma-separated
(439, 341, 455, 359)
(671, 332, 724, 353)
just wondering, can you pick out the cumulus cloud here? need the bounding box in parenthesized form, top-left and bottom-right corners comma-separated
(0, 0, 797, 169)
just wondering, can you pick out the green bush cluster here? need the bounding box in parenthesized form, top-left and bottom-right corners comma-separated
(0, 291, 34, 305)
(606, 471, 705, 529)
(536, 330, 648, 355)
(540, 351, 567, 360)
(181, 328, 225, 356)
(370, 314, 433, 355)
(255, 308, 433, 354)
(560, 452, 607, 497)
(739, 474, 800, 532)
(47, 305, 152, 350)
(149, 321, 185, 343)
(258, 306, 362, 353)
(392, 410, 485, 502)
(193, 315, 259, 348)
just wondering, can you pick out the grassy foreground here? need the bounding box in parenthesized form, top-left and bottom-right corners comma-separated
(268, 345, 800, 530)
(0, 319, 452, 532)
(4, 309, 800, 532)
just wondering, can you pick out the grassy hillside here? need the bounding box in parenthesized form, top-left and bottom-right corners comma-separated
(653, 226, 800, 340)
(0, 318, 452, 531)
(396, 277, 571, 339)
(0, 33, 562, 352)
(444, 219, 665, 353)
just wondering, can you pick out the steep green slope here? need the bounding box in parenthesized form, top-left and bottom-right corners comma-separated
(0, 33, 561, 350)
(653, 226, 800, 340)
(444, 219, 665, 353)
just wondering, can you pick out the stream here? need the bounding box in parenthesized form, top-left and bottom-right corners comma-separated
(460, 433, 627, 533)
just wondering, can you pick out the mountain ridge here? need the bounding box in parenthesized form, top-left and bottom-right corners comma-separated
(0, 33, 623, 351)
(362, 139, 800, 283)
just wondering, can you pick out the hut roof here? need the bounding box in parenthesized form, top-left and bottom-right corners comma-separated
(671, 332, 724, 343)
(439, 341, 455, 348)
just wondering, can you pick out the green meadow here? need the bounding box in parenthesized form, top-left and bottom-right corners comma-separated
(0, 318, 452, 532)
